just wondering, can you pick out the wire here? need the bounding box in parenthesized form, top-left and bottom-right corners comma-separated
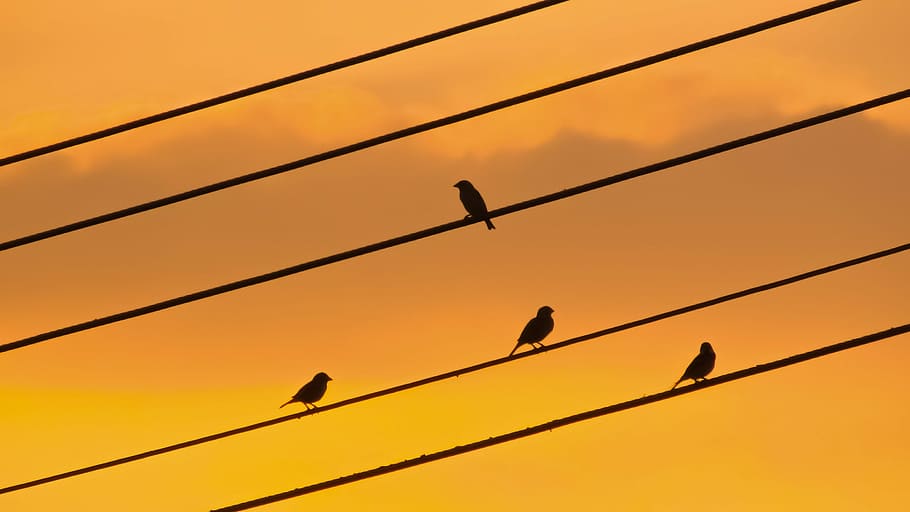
(0, 0, 571, 168)
(0, 0, 862, 253)
(211, 323, 910, 511)
(1, 242, 903, 494)
(0, 89, 905, 355)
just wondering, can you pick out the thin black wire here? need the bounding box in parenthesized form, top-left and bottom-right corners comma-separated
(1, 242, 904, 495)
(0, 88, 905, 355)
(0, 0, 862, 253)
(212, 323, 910, 511)
(0, 0, 571, 168)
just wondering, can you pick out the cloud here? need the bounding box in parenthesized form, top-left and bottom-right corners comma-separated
(0, 100, 906, 388)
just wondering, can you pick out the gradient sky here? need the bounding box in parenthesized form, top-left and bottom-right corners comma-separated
(2, 1, 908, 511)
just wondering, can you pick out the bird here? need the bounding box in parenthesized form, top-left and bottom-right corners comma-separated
(509, 306, 555, 356)
(453, 180, 495, 230)
(280, 372, 333, 409)
(671, 342, 716, 389)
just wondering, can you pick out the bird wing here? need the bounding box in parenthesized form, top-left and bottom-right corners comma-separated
(462, 188, 489, 215)
(470, 189, 488, 212)
(681, 354, 702, 379)
(518, 317, 542, 343)
(293, 381, 315, 401)
(683, 352, 714, 380)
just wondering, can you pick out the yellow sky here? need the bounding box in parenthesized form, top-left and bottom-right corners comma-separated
(1, 1, 908, 511)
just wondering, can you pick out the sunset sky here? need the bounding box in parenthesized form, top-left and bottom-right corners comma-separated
(1, 1, 908, 510)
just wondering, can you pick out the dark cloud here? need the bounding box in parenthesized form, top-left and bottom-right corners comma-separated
(0, 105, 905, 384)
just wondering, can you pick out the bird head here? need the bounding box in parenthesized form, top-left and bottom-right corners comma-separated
(699, 342, 713, 354)
(453, 180, 472, 190)
(537, 306, 555, 317)
(314, 372, 333, 382)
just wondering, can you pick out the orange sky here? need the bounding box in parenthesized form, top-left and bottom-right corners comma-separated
(1, 1, 908, 511)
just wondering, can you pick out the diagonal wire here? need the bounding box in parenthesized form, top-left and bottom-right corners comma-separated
(0, 0, 862, 253)
(0, 88, 906, 356)
(212, 323, 910, 511)
(1, 241, 904, 494)
(0, 0, 571, 168)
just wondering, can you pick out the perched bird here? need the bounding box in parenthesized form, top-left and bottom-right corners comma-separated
(453, 180, 495, 230)
(280, 372, 333, 409)
(509, 306, 555, 356)
(671, 342, 716, 389)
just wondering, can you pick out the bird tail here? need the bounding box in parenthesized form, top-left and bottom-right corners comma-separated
(279, 398, 294, 409)
(670, 377, 684, 390)
(484, 218, 495, 230)
(508, 343, 520, 356)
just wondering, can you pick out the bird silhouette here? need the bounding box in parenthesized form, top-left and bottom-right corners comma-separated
(509, 306, 555, 356)
(280, 372, 333, 409)
(453, 180, 495, 230)
(671, 342, 715, 389)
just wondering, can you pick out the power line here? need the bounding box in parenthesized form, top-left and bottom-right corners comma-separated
(0, 89, 905, 355)
(0, 0, 571, 168)
(1, 242, 903, 494)
(0, 0, 861, 254)
(211, 323, 910, 511)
